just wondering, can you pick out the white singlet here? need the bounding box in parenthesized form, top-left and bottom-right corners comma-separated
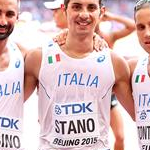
(38, 40, 115, 150)
(132, 54, 150, 150)
(0, 41, 24, 150)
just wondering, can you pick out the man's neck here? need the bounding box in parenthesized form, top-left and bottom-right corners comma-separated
(61, 33, 94, 58)
(0, 41, 9, 71)
(0, 39, 8, 55)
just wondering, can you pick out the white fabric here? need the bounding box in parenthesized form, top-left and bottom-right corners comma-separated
(0, 41, 24, 150)
(38, 40, 115, 150)
(44, 0, 64, 9)
(132, 53, 150, 150)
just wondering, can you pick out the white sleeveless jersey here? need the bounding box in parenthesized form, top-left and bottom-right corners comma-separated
(132, 54, 150, 150)
(0, 41, 24, 150)
(38, 40, 115, 150)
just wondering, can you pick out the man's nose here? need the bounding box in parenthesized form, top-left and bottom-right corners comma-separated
(79, 9, 90, 20)
(0, 15, 7, 26)
(145, 27, 150, 38)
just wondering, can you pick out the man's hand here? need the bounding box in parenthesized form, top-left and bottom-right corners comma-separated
(53, 29, 68, 46)
(93, 33, 109, 51)
(54, 30, 109, 51)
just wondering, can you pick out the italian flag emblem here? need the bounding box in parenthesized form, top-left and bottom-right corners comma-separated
(135, 75, 145, 83)
(48, 54, 60, 64)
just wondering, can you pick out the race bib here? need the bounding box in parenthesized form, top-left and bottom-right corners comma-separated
(0, 116, 23, 150)
(51, 101, 101, 148)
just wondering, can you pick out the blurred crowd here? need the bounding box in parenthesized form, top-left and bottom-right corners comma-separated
(20, 0, 135, 22)
(12, 0, 136, 49)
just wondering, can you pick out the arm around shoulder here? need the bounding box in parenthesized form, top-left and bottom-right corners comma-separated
(111, 52, 135, 120)
(24, 47, 42, 102)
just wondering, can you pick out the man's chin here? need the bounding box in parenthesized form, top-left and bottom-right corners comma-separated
(0, 34, 9, 40)
(0, 30, 13, 40)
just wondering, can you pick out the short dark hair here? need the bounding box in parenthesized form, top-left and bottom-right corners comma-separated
(134, 0, 150, 12)
(64, 0, 103, 9)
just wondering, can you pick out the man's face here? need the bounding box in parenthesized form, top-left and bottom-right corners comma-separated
(135, 7, 150, 53)
(66, 0, 101, 36)
(53, 8, 67, 29)
(0, 0, 18, 40)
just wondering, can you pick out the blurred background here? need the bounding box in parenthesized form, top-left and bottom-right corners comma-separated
(20, 0, 135, 22)
(14, 0, 144, 55)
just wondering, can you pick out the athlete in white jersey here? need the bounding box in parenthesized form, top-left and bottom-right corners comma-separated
(24, 0, 135, 150)
(46, 1, 135, 150)
(38, 40, 114, 150)
(131, 55, 150, 149)
(0, 41, 24, 150)
(0, 0, 27, 149)
(128, 1, 150, 150)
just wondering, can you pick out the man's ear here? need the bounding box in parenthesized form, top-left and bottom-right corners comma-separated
(17, 14, 19, 20)
(61, 4, 65, 11)
(100, 6, 105, 17)
(61, 4, 67, 15)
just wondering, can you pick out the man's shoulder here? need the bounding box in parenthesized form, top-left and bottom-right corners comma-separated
(110, 51, 125, 63)
(15, 42, 29, 59)
(27, 46, 42, 59)
(25, 46, 42, 75)
(110, 51, 130, 80)
(128, 56, 139, 72)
